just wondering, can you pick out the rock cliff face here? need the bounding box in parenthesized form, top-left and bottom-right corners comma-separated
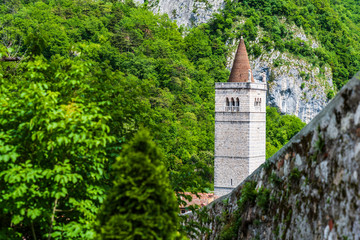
(226, 26, 334, 123)
(133, 0, 224, 28)
(252, 51, 333, 124)
(187, 73, 360, 239)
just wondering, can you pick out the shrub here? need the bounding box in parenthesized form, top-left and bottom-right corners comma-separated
(273, 58, 283, 67)
(327, 89, 335, 99)
(251, 44, 262, 58)
(256, 187, 271, 211)
(96, 129, 179, 239)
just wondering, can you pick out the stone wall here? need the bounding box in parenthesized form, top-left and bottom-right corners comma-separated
(189, 73, 360, 239)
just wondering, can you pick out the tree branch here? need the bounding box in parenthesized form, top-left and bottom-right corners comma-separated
(0, 56, 21, 62)
(31, 221, 37, 240)
(55, 208, 74, 212)
(48, 198, 58, 240)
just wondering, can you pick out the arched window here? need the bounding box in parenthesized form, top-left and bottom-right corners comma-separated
(235, 98, 239, 111)
(226, 98, 230, 111)
(231, 98, 235, 111)
(254, 98, 262, 107)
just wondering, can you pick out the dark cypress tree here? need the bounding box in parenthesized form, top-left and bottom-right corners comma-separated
(96, 129, 179, 239)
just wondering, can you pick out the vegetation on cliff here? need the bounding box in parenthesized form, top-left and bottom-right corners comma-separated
(204, 0, 360, 90)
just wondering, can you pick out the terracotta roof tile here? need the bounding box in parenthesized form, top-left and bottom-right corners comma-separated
(179, 192, 218, 208)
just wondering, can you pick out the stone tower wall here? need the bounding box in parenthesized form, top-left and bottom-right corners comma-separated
(248, 89, 267, 173)
(214, 82, 266, 196)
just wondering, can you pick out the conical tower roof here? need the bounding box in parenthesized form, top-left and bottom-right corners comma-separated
(228, 37, 254, 82)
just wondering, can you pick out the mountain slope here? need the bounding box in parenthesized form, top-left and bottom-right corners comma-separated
(139, 0, 360, 122)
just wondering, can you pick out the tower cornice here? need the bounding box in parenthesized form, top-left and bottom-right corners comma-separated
(215, 82, 267, 90)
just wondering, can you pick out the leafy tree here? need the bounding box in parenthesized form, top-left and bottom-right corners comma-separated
(243, 18, 257, 41)
(0, 70, 114, 238)
(184, 28, 212, 62)
(266, 106, 306, 159)
(96, 129, 179, 240)
(0, 0, 216, 201)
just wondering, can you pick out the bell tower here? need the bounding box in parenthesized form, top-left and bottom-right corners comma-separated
(214, 37, 267, 196)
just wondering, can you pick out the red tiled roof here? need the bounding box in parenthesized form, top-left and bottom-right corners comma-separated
(179, 192, 218, 208)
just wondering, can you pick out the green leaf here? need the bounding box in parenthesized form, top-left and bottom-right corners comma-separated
(11, 215, 24, 225)
(27, 209, 41, 220)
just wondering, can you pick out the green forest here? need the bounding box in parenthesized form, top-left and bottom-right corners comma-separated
(0, 0, 358, 238)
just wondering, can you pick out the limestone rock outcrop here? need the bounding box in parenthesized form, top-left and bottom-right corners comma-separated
(251, 50, 333, 123)
(188, 73, 360, 239)
(133, 0, 224, 28)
